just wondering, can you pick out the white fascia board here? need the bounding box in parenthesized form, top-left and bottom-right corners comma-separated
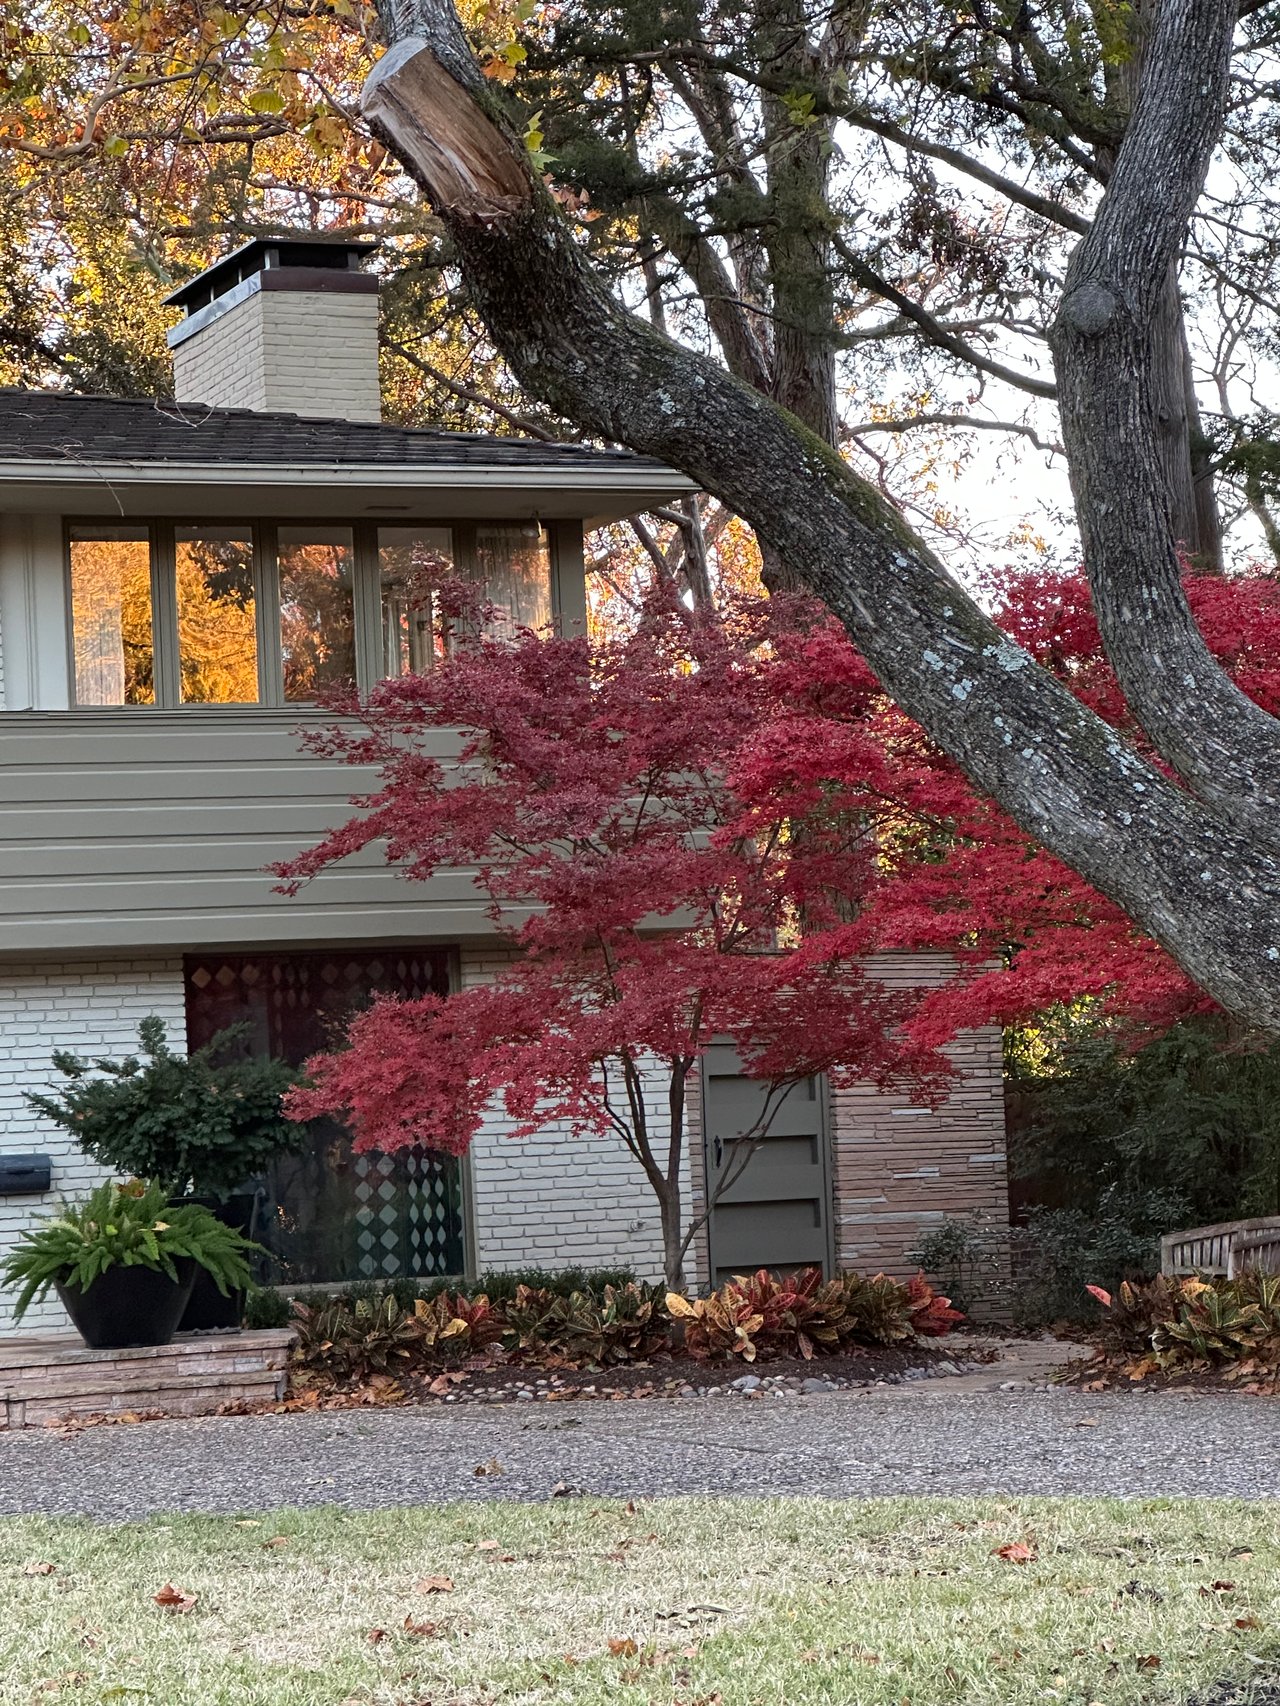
(0, 459, 699, 495)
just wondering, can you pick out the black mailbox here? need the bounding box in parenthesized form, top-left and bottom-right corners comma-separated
(0, 1154, 52, 1194)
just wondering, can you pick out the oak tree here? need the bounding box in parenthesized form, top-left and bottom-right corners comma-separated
(353, 0, 1280, 1032)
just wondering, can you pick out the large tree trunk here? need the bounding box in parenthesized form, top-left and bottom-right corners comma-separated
(1103, 0, 1223, 569)
(360, 0, 1280, 1030)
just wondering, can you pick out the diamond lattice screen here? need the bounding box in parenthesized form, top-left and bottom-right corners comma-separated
(185, 948, 465, 1284)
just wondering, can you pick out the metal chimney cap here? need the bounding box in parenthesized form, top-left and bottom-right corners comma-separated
(164, 234, 379, 315)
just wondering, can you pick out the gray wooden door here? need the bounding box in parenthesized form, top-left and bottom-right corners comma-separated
(700, 1043, 834, 1286)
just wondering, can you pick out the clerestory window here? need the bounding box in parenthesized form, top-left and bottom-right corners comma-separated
(67, 519, 554, 708)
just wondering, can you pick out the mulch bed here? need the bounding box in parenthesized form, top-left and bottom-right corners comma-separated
(275, 1340, 998, 1414)
(1053, 1346, 1280, 1397)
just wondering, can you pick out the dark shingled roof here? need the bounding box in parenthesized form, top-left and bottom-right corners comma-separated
(0, 388, 674, 474)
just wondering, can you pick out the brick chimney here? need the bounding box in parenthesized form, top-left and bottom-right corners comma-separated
(164, 236, 381, 422)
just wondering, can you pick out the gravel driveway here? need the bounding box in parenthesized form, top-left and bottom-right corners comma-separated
(0, 1385, 1275, 1519)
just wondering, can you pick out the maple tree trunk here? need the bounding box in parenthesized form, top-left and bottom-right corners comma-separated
(658, 1181, 686, 1292)
(361, 0, 1280, 1031)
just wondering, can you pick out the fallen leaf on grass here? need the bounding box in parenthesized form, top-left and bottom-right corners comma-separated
(607, 1637, 639, 1657)
(415, 1575, 454, 1594)
(1136, 1655, 1161, 1670)
(261, 1536, 290, 1550)
(473, 1458, 504, 1477)
(1200, 1581, 1236, 1595)
(367, 1627, 388, 1644)
(1236, 1615, 1263, 1630)
(404, 1617, 441, 1639)
(152, 1583, 197, 1614)
(992, 1542, 1036, 1564)
(23, 1562, 56, 1576)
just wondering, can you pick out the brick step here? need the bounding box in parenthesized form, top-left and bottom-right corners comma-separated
(10, 1376, 285, 1429)
(0, 1328, 296, 1429)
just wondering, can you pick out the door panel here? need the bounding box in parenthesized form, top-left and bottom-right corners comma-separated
(702, 1043, 833, 1286)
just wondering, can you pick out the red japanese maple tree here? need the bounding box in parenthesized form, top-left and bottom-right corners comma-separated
(277, 592, 952, 1286)
(852, 566, 1280, 1048)
(280, 566, 1280, 1286)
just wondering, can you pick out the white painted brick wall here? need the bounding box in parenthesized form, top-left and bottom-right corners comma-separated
(0, 957, 186, 1333)
(460, 947, 699, 1286)
(172, 289, 381, 422)
(0, 946, 703, 1338)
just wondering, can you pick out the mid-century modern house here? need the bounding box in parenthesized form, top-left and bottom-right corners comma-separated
(0, 237, 1011, 1333)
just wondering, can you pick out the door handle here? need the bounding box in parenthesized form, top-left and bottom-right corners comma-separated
(713, 1137, 723, 1169)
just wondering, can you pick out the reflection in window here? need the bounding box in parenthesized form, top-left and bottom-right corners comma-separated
(474, 523, 552, 638)
(378, 526, 453, 677)
(277, 526, 356, 701)
(69, 526, 154, 706)
(176, 527, 259, 703)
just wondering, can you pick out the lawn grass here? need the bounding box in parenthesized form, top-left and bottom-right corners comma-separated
(0, 1497, 1277, 1705)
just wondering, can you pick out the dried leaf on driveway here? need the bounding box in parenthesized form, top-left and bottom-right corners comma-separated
(473, 1457, 504, 1477)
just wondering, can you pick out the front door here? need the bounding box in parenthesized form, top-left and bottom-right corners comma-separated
(701, 1043, 833, 1285)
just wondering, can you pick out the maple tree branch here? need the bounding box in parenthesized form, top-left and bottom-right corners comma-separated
(384, 337, 558, 439)
(846, 414, 1062, 455)
(846, 110, 1092, 237)
(831, 235, 1056, 401)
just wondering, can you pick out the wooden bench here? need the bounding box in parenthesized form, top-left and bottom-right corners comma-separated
(1160, 1216, 1280, 1280)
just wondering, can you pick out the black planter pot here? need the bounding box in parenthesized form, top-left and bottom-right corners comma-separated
(56, 1258, 197, 1350)
(174, 1192, 258, 1334)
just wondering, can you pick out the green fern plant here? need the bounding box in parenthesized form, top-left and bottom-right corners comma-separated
(0, 1179, 257, 1322)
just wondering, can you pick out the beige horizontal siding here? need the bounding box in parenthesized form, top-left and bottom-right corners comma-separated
(0, 710, 498, 952)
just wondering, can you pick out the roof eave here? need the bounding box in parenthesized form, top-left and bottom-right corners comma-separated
(0, 459, 698, 494)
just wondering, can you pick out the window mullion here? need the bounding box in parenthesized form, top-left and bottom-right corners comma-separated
(353, 521, 381, 698)
(150, 522, 181, 707)
(256, 523, 284, 706)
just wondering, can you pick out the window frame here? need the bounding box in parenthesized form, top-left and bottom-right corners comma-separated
(62, 516, 578, 710)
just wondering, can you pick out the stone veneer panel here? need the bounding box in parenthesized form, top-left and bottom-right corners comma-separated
(831, 954, 1011, 1315)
